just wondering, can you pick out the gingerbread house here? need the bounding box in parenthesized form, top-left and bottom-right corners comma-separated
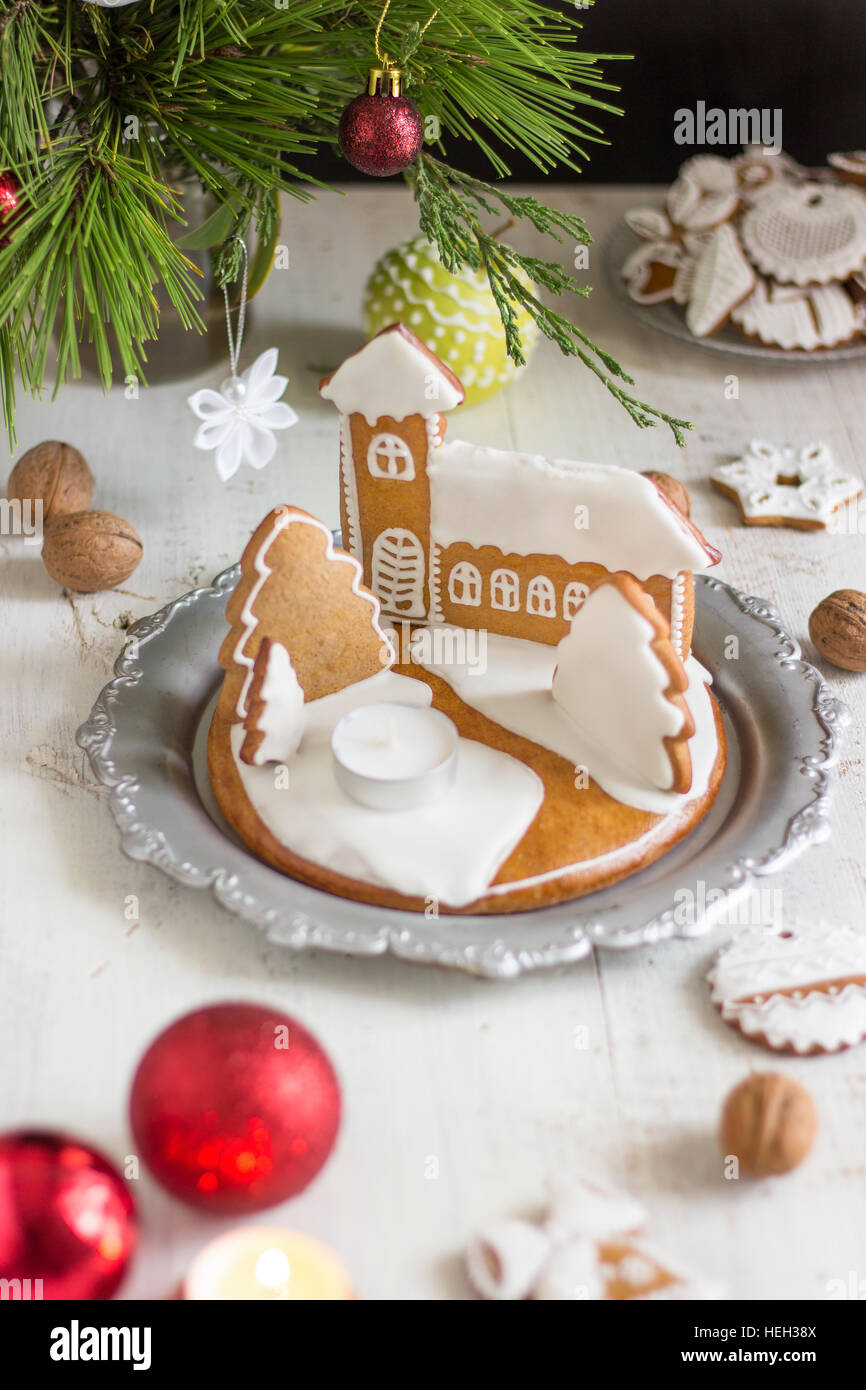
(320, 324, 720, 656)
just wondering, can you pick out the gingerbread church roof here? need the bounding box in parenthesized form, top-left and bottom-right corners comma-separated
(319, 323, 465, 426)
(427, 442, 720, 579)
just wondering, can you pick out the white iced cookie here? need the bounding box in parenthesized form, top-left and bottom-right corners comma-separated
(533, 1238, 604, 1301)
(732, 146, 805, 200)
(733, 277, 864, 351)
(464, 1218, 551, 1300)
(733, 278, 852, 351)
(678, 153, 738, 195)
(827, 150, 866, 187)
(240, 639, 306, 765)
(707, 922, 866, 1055)
(624, 207, 674, 242)
(667, 171, 740, 232)
(551, 575, 694, 794)
(466, 1176, 722, 1300)
(622, 240, 694, 305)
(685, 223, 755, 336)
(544, 1174, 646, 1243)
(710, 439, 862, 530)
(739, 180, 866, 285)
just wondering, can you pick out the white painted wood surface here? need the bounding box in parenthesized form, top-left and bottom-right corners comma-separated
(1, 187, 865, 1302)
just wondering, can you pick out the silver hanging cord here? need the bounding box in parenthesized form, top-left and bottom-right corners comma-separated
(223, 236, 249, 382)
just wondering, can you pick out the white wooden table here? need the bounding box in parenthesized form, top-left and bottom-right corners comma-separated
(2, 186, 865, 1302)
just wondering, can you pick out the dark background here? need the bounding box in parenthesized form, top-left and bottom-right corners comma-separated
(304, 0, 865, 183)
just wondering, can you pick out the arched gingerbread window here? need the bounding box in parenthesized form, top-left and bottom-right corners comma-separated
(449, 561, 482, 607)
(526, 575, 556, 618)
(490, 568, 520, 612)
(563, 580, 590, 620)
(367, 433, 415, 481)
(372, 528, 426, 618)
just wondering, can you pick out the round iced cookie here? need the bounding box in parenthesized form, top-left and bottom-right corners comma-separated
(362, 234, 539, 406)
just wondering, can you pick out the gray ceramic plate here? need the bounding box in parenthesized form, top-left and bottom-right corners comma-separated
(77, 569, 848, 979)
(605, 220, 866, 363)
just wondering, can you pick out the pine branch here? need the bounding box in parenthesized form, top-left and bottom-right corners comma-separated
(0, 1, 692, 449)
(408, 155, 692, 445)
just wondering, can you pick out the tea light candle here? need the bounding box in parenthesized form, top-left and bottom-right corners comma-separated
(331, 701, 458, 810)
(183, 1227, 354, 1301)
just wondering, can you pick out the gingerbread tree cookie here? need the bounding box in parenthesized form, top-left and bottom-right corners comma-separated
(685, 222, 754, 337)
(239, 638, 306, 766)
(218, 506, 393, 724)
(552, 573, 695, 793)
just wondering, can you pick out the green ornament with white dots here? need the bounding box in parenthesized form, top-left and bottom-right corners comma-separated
(362, 235, 540, 406)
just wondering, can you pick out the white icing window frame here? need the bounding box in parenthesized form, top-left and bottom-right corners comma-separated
(563, 580, 590, 621)
(490, 567, 520, 612)
(526, 574, 557, 618)
(366, 432, 416, 481)
(371, 528, 426, 618)
(449, 561, 483, 608)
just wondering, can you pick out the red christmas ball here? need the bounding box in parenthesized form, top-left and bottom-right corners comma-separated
(130, 1003, 341, 1213)
(339, 91, 424, 177)
(0, 1131, 137, 1300)
(0, 172, 20, 246)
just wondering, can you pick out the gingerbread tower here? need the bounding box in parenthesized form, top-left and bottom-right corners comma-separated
(319, 324, 465, 619)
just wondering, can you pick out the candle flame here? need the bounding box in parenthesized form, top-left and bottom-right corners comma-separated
(255, 1247, 291, 1297)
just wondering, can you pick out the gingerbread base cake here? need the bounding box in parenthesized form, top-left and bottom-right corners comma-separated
(207, 652, 727, 917)
(207, 304, 734, 927)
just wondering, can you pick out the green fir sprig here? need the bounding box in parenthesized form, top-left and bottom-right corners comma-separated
(410, 155, 693, 444)
(0, 1, 691, 447)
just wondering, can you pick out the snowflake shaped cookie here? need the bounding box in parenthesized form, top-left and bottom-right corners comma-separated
(710, 439, 862, 529)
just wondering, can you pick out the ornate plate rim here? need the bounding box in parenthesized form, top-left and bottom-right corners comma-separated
(76, 568, 849, 979)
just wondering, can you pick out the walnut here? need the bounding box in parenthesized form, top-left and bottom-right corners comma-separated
(7, 440, 93, 524)
(642, 470, 691, 517)
(42, 510, 142, 593)
(719, 1073, 817, 1177)
(808, 589, 866, 672)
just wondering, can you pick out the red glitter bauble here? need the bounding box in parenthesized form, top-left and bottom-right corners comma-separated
(0, 172, 20, 246)
(129, 1002, 341, 1212)
(339, 92, 424, 177)
(0, 1131, 137, 1300)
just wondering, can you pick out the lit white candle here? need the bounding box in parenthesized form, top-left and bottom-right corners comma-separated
(331, 701, 458, 810)
(183, 1227, 354, 1301)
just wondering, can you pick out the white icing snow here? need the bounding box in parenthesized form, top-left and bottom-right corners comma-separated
(231, 669, 543, 909)
(418, 629, 717, 816)
(320, 328, 464, 424)
(428, 442, 713, 580)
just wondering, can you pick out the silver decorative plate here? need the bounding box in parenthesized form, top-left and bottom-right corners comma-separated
(604, 221, 866, 363)
(77, 569, 848, 979)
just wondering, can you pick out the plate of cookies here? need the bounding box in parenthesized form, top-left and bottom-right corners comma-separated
(78, 325, 848, 977)
(609, 146, 866, 359)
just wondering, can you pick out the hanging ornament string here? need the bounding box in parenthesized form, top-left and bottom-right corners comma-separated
(222, 235, 248, 400)
(187, 236, 298, 483)
(374, 0, 439, 70)
(337, 3, 437, 178)
(374, 0, 391, 67)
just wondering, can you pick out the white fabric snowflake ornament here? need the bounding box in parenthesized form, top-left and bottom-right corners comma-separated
(187, 237, 297, 482)
(188, 349, 298, 482)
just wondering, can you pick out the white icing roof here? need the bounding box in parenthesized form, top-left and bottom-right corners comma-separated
(428, 442, 717, 580)
(319, 325, 465, 425)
